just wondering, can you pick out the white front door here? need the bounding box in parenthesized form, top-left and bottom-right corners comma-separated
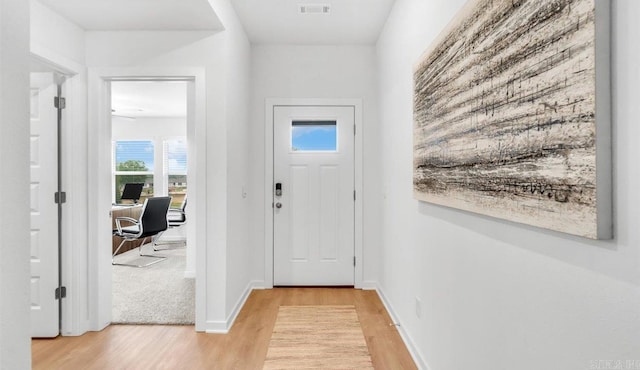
(273, 106, 355, 286)
(30, 72, 59, 337)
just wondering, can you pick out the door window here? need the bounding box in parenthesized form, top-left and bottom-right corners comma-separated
(291, 120, 337, 152)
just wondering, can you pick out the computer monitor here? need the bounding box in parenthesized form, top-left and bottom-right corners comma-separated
(120, 183, 144, 204)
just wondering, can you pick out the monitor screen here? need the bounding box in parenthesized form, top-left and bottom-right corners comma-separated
(120, 183, 144, 202)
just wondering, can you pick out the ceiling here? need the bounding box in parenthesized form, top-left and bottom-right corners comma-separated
(231, 0, 396, 44)
(37, 0, 223, 31)
(37, 0, 394, 43)
(111, 81, 187, 118)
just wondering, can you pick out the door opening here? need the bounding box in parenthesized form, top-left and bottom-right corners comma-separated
(109, 80, 194, 324)
(89, 68, 206, 331)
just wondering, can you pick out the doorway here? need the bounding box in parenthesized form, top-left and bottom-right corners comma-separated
(109, 80, 193, 324)
(87, 68, 207, 331)
(266, 100, 364, 288)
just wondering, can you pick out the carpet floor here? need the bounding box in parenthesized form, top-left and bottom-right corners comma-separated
(111, 244, 195, 325)
(264, 305, 374, 369)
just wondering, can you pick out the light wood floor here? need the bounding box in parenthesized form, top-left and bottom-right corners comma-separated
(32, 288, 417, 369)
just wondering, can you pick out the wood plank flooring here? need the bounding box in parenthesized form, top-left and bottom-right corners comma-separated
(32, 288, 417, 369)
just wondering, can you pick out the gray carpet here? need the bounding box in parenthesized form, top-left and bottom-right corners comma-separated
(112, 244, 195, 325)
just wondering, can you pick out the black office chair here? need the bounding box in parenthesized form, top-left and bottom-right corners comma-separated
(112, 196, 172, 267)
(153, 196, 187, 250)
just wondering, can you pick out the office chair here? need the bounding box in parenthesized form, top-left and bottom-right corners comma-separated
(153, 196, 187, 250)
(112, 196, 172, 267)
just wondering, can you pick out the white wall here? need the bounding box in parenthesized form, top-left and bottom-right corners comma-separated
(220, 1, 253, 321)
(0, 0, 31, 367)
(376, 1, 640, 369)
(86, 0, 252, 331)
(85, 31, 219, 67)
(30, 0, 85, 67)
(249, 45, 381, 285)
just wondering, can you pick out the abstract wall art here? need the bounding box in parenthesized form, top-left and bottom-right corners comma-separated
(413, 0, 611, 239)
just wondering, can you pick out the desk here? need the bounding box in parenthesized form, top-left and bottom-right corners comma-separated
(112, 205, 143, 255)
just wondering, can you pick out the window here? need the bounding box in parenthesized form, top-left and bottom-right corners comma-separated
(165, 139, 187, 208)
(113, 139, 188, 205)
(113, 141, 155, 203)
(291, 120, 337, 152)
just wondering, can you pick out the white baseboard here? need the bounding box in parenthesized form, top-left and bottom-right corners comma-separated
(204, 280, 263, 334)
(374, 283, 430, 370)
(361, 280, 378, 290)
(204, 320, 229, 334)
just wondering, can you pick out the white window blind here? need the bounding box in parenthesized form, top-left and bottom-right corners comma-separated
(113, 140, 155, 202)
(166, 139, 187, 174)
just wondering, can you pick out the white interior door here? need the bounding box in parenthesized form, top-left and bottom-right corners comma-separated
(273, 106, 355, 285)
(30, 72, 59, 337)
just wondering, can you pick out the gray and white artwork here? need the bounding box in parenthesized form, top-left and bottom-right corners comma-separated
(413, 0, 610, 239)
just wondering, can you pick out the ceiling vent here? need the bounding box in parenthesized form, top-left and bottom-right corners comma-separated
(299, 4, 331, 14)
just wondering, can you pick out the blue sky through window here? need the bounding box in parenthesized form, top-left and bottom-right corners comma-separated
(291, 122, 337, 151)
(115, 141, 154, 170)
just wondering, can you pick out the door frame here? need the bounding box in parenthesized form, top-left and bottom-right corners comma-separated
(264, 98, 363, 288)
(88, 67, 207, 331)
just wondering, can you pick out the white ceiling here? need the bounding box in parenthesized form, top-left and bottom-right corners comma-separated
(111, 81, 187, 118)
(37, 0, 394, 43)
(231, 0, 396, 44)
(37, 0, 223, 31)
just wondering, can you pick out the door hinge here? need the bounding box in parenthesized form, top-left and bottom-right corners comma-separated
(54, 191, 67, 204)
(353, 190, 356, 201)
(54, 96, 66, 109)
(354, 124, 356, 136)
(55, 286, 66, 300)
(353, 256, 356, 267)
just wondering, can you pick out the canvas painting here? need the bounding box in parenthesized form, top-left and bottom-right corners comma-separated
(413, 0, 611, 239)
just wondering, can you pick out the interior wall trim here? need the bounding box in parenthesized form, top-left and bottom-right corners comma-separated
(205, 280, 264, 333)
(374, 283, 430, 370)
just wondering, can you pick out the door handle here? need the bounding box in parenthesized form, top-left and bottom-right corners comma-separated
(275, 202, 282, 209)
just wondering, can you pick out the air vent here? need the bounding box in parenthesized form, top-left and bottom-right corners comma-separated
(299, 4, 331, 14)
